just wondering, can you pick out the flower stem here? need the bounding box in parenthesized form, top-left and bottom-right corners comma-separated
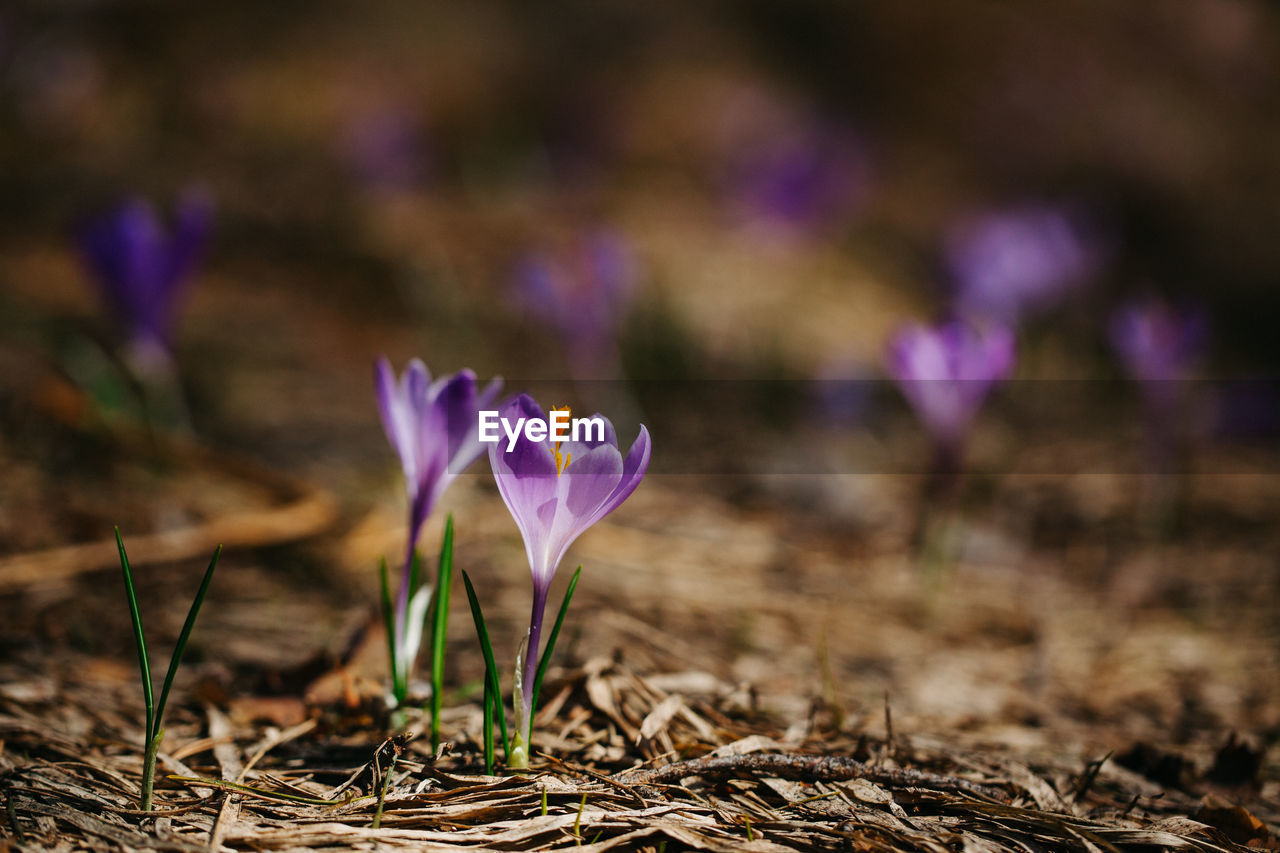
(520, 583, 550, 740)
(142, 733, 161, 812)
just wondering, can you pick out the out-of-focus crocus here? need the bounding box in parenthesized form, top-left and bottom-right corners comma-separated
(729, 124, 868, 234)
(946, 204, 1099, 326)
(489, 393, 650, 765)
(885, 320, 1016, 471)
(715, 86, 868, 238)
(1110, 298, 1205, 413)
(78, 190, 213, 369)
(338, 102, 429, 191)
(512, 229, 639, 376)
(375, 358, 501, 694)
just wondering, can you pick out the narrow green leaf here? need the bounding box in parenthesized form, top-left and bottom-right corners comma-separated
(482, 670, 495, 774)
(116, 528, 154, 744)
(530, 566, 581, 728)
(378, 557, 403, 703)
(407, 548, 422, 606)
(153, 545, 220, 737)
(429, 515, 454, 752)
(462, 571, 508, 757)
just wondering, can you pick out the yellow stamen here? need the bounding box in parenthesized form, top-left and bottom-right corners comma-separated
(550, 405, 572, 475)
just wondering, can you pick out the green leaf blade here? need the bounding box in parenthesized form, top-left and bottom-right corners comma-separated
(430, 515, 455, 752)
(116, 528, 154, 743)
(462, 571, 509, 758)
(153, 544, 221, 736)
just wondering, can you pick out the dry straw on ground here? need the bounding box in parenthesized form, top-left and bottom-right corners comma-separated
(3, 652, 1274, 852)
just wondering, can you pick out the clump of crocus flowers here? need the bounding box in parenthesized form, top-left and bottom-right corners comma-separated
(374, 357, 500, 744)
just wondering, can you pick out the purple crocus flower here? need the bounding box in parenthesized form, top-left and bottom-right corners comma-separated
(375, 358, 502, 685)
(78, 190, 213, 365)
(338, 102, 429, 191)
(489, 393, 650, 761)
(1110, 299, 1205, 384)
(946, 204, 1099, 326)
(512, 229, 639, 375)
(730, 124, 868, 233)
(1110, 298, 1205, 414)
(885, 320, 1016, 467)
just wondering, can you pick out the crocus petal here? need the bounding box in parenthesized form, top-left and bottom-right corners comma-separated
(411, 397, 450, 522)
(599, 424, 651, 520)
(374, 357, 418, 490)
(477, 376, 504, 410)
(560, 443, 624, 518)
(163, 190, 214, 290)
(489, 394, 561, 563)
(434, 369, 480, 468)
(404, 358, 431, 411)
(562, 412, 617, 451)
(536, 454, 624, 581)
(490, 436, 560, 586)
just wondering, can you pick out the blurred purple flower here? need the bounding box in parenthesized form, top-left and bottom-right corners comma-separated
(811, 357, 872, 428)
(376, 357, 502, 557)
(885, 320, 1016, 457)
(1110, 298, 1205, 415)
(729, 125, 868, 233)
(78, 191, 213, 362)
(946, 204, 1099, 326)
(512, 229, 639, 368)
(489, 393, 649, 754)
(375, 358, 501, 673)
(338, 103, 429, 190)
(1110, 299, 1205, 384)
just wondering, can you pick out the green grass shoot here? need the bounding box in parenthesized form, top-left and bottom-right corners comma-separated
(428, 514, 454, 752)
(116, 527, 221, 811)
(463, 570, 509, 765)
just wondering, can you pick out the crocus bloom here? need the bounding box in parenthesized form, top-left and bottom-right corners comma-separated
(729, 124, 868, 233)
(338, 102, 429, 191)
(715, 86, 868, 237)
(78, 190, 213, 366)
(885, 320, 1016, 464)
(512, 229, 638, 374)
(946, 204, 1098, 326)
(1110, 298, 1205, 414)
(375, 358, 501, 683)
(489, 394, 650, 757)
(1110, 299, 1204, 384)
